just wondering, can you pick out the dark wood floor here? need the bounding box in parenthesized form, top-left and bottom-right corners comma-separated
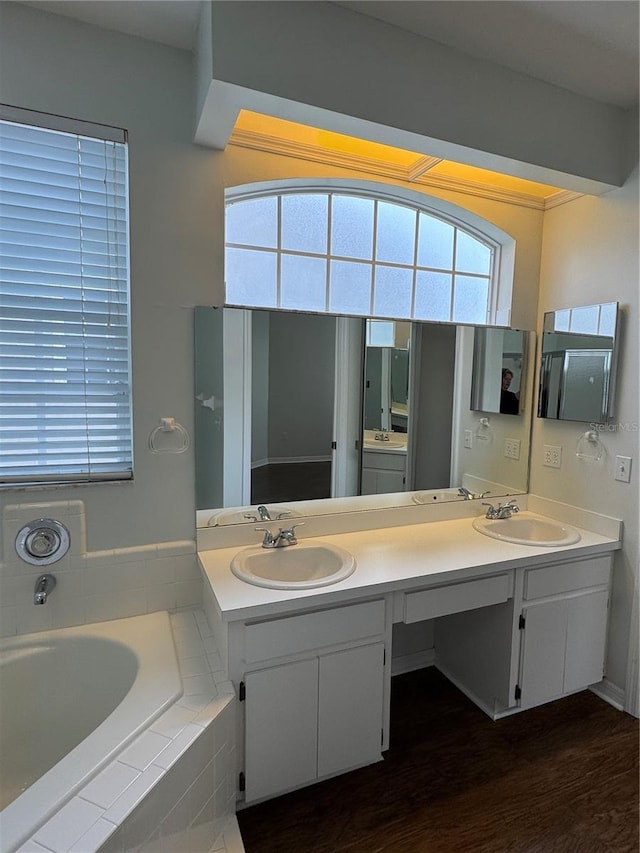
(237, 668, 639, 853)
(251, 461, 332, 504)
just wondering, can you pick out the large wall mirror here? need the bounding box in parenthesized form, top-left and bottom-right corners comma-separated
(194, 307, 535, 526)
(537, 302, 620, 423)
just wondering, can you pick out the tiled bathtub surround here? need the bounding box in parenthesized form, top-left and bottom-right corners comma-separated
(13, 610, 239, 853)
(0, 501, 202, 637)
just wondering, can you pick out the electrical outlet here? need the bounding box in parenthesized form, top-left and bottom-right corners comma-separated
(543, 444, 562, 468)
(615, 455, 632, 483)
(504, 438, 520, 460)
(464, 429, 473, 449)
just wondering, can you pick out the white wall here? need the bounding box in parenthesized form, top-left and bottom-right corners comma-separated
(201, 1, 628, 192)
(531, 166, 639, 697)
(0, 3, 219, 550)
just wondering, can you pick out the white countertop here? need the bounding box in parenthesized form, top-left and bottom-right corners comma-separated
(198, 511, 621, 623)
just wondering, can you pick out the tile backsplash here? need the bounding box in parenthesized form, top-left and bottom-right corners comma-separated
(0, 500, 202, 637)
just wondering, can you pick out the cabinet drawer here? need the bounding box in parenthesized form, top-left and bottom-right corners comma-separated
(404, 573, 512, 623)
(245, 599, 386, 663)
(524, 555, 612, 600)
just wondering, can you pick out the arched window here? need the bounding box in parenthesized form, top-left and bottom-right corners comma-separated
(225, 180, 515, 326)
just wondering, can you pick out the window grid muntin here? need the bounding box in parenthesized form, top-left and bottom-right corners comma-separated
(225, 189, 495, 324)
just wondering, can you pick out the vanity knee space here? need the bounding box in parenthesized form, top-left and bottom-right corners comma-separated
(400, 555, 613, 720)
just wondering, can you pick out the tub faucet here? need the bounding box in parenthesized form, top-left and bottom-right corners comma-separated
(34, 573, 56, 605)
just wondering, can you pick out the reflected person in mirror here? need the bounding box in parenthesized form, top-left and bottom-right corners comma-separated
(500, 369, 520, 415)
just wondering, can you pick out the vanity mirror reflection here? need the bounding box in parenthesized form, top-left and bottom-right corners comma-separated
(362, 320, 412, 496)
(194, 307, 535, 526)
(537, 302, 620, 422)
(471, 328, 528, 416)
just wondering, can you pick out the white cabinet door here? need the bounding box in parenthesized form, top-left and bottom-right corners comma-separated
(317, 643, 385, 778)
(244, 659, 319, 803)
(361, 467, 405, 495)
(520, 590, 608, 710)
(564, 589, 608, 694)
(519, 599, 567, 709)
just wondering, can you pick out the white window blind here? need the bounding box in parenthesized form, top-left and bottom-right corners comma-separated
(0, 113, 132, 484)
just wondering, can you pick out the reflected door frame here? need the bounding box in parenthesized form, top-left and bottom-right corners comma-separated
(332, 318, 364, 499)
(222, 309, 252, 506)
(223, 309, 361, 506)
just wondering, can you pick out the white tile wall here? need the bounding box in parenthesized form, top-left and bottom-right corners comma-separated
(16, 610, 240, 853)
(0, 501, 202, 638)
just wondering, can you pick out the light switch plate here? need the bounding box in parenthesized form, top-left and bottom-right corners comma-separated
(615, 455, 632, 483)
(464, 429, 473, 449)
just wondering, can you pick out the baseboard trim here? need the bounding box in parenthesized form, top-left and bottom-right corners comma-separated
(221, 815, 246, 853)
(590, 678, 626, 712)
(391, 648, 435, 676)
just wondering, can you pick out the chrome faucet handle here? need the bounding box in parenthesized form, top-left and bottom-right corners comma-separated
(502, 499, 520, 517)
(255, 526, 276, 547)
(482, 502, 498, 519)
(276, 522, 305, 545)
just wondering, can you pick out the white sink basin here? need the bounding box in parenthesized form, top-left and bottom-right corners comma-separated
(412, 489, 466, 504)
(206, 507, 299, 526)
(472, 513, 581, 546)
(362, 430, 407, 451)
(230, 540, 356, 589)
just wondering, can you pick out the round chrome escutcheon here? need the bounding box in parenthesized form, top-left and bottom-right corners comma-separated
(15, 518, 70, 566)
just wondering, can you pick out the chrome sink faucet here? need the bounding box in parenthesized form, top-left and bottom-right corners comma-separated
(458, 487, 491, 500)
(482, 499, 519, 520)
(34, 573, 56, 605)
(256, 523, 304, 548)
(257, 505, 272, 521)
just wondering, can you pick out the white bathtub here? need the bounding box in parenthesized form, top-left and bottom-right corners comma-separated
(0, 611, 182, 852)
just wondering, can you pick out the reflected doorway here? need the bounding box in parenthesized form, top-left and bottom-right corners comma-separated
(250, 310, 336, 504)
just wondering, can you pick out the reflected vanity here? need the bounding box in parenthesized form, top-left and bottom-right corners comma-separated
(194, 307, 536, 527)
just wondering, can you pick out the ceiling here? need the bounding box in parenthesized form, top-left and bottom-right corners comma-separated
(20, 1, 639, 108)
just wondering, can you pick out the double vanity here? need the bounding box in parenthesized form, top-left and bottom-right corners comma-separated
(198, 499, 621, 807)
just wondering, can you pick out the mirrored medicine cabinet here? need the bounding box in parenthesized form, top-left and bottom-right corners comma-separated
(537, 302, 620, 423)
(194, 306, 536, 527)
